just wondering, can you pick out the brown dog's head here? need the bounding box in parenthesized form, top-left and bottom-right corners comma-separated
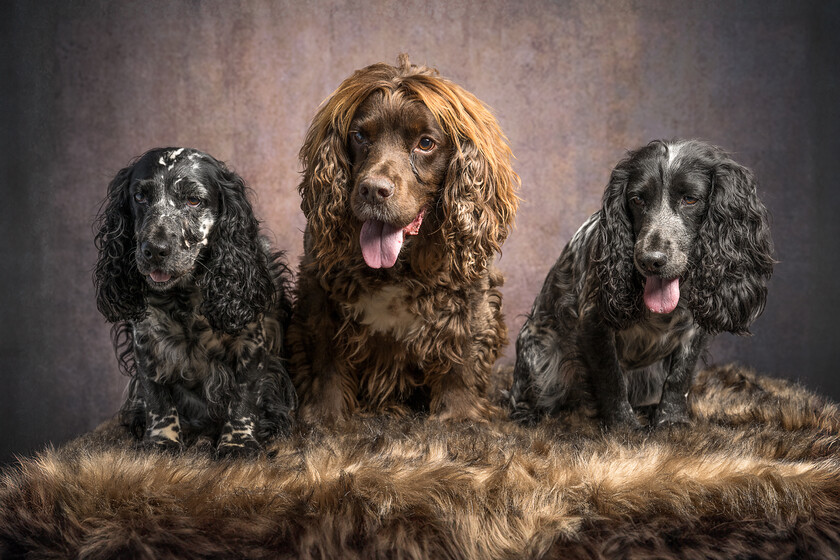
(298, 54, 519, 282)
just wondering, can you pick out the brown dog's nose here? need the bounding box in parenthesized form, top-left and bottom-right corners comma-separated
(359, 176, 395, 204)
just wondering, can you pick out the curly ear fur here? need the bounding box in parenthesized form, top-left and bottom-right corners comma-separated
(93, 164, 147, 323)
(198, 162, 274, 335)
(688, 158, 774, 334)
(436, 103, 519, 283)
(298, 130, 355, 277)
(298, 55, 519, 281)
(592, 161, 643, 329)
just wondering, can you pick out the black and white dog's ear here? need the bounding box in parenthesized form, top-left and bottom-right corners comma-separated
(688, 156, 774, 334)
(198, 161, 274, 335)
(593, 157, 644, 329)
(94, 164, 147, 323)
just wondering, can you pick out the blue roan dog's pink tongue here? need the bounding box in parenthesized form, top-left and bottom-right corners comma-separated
(644, 276, 680, 314)
(360, 220, 405, 268)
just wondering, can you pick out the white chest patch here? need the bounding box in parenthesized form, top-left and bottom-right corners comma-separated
(347, 285, 423, 340)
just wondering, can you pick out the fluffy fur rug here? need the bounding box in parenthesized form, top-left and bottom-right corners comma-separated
(2, 364, 840, 559)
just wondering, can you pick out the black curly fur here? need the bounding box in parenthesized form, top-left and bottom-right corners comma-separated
(94, 166, 147, 324)
(510, 139, 774, 429)
(93, 147, 296, 455)
(594, 161, 644, 330)
(688, 160, 775, 334)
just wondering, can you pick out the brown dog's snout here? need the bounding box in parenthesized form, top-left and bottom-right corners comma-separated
(358, 176, 395, 204)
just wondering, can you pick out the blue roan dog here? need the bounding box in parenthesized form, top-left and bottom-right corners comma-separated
(508, 139, 774, 428)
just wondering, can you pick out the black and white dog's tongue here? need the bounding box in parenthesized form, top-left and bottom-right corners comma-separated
(360, 220, 404, 269)
(643, 276, 680, 314)
(149, 270, 172, 283)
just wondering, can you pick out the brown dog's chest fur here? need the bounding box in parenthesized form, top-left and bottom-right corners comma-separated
(289, 254, 508, 419)
(334, 266, 506, 410)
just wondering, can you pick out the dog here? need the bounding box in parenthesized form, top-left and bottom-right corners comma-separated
(94, 147, 296, 455)
(508, 139, 774, 428)
(287, 55, 520, 423)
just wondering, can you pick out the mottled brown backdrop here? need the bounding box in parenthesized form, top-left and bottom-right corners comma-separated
(2, 0, 838, 463)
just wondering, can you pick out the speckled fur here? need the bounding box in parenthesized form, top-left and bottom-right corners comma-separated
(93, 148, 296, 455)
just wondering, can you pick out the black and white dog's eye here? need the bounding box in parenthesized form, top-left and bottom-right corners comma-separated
(133, 192, 147, 204)
(186, 197, 201, 207)
(629, 195, 644, 207)
(682, 196, 699, 206)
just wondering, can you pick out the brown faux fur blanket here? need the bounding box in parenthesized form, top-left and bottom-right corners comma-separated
(2, 364, 840, 559)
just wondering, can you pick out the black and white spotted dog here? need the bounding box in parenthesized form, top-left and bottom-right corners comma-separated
(94, 147, 296, 455)
(509, 140, 774, 428)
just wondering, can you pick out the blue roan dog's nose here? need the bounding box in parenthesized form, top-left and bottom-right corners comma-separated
(638, 251, 667, 273)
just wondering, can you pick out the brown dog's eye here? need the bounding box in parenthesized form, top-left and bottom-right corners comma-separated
(186, 197, 201, 207)
(351, 131, 366, 145)
(417, 137, 435, 151)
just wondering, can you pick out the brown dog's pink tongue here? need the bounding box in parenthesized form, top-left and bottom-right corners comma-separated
(360, 220, 405, 268)
(643, 277, 680, 314)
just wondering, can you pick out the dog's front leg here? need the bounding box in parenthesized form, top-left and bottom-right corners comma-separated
(654, 331, 709, 427)
(289, 280, 358, 424)
(215, 356, 262, 457)
(580, 316, 639, 428)
(427, 338, 500, 423)
(138, 375, 183, 452)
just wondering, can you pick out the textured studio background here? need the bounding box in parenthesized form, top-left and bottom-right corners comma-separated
(1, 1, 838, 463)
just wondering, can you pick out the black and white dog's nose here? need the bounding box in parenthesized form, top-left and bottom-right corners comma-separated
(141, 239, 171, 262)
(638, 251, 667, 274)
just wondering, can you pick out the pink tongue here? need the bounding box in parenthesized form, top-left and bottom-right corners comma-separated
(149, 270, 172, 283)
(360, 220, 405, 268)
(644, 277, 680, 314)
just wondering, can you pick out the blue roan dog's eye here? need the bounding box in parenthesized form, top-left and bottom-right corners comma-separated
(133, 192, 147, 204)
(186, 197, 201, 207)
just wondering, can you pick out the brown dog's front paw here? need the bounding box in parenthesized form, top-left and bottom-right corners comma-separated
(298, 403, 346, 427)
(433, 394, 501, 423)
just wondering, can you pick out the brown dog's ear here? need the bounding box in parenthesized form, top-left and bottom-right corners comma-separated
(439, 137, 518, 283)
(297, 112, 354, 276)
(429, 85, 520, 283)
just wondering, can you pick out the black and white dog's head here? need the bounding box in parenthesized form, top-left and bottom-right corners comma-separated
(128, 148, 220, 291)
(94, 147, 273, 334)
(595, 139, 774, 334)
